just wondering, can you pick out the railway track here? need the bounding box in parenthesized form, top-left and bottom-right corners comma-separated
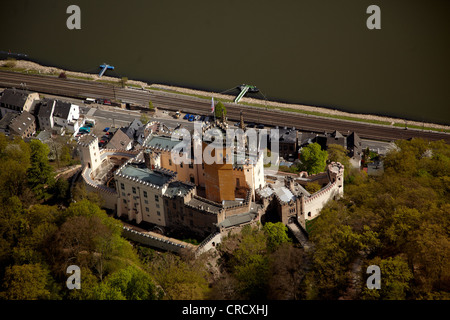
(0, 70, 449, 143)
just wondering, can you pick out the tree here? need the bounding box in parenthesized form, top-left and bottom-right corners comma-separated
(305, 181, 321, 194)
(327, 143, 351, 178)
(105, 265, 158, 300)
(52, 178, 70, 203)
(27, 140, 54, 198)
(360, 256, 413, 300)
(120, 77, 128, 88)
(299, 143, 328, 174)
(0, 263, 51, 300)
(263, 222, 291, 252)
(148, 252, 209, 300)
(214, 101, 227, 119)
(140, 113, 150, 124)
(148, 99, 154, 111)
(267, 243, 307, 299)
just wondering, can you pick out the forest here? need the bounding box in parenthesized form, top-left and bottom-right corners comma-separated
(0, 133, 448, 300)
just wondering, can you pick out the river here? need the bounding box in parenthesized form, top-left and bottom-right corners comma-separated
(1, 0, 449, 125)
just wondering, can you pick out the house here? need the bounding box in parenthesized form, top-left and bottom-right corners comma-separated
(106, 128, 133, 150)
(0, 88, 39, 118)
(36, 99, 55, 131)
(124, 119, 144, 140)
(271, 127, 298, 160)
(0, 112, 18, 135)
(35, 99, 81, 134)
(346, 132, 362, 167)
(7, 111, 36, 138)
(53, 100, 80, 129)
(300, 130, 362, 168)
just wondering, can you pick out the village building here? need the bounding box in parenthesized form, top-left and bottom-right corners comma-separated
(0, 111, 36, 138)
(0, 88, 39, 118)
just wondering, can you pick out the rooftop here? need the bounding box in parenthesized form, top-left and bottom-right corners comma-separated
(163, 180, 195, 198)
(145, 134, 186, 151)
(53, 100, 72, 119)
(218, 211, 258, 228)
(37, 99, 55, 118)
(187, 196, 222, 214)
(9, 111, 35, 133)
(0, 88, 30, 108)
(106, 128, 132, 149)
(118, 163, 173, 186)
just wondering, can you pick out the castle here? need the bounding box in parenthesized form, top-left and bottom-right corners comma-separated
(77, 117, 344, 248)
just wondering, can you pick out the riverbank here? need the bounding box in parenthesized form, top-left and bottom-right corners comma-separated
(1, 59, 449, 132)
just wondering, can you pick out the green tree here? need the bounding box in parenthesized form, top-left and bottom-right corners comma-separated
(361, 256, 413, 300)
(263, 222, 291, 252)
(148, 99, 154, 110)
(0, 263, 51, 300)
(27, 140, 54, 198)
(148, 252, 209, 300)
(305, 181, 321, 194)
(120, 77, 128, 88)
(327, 143, 351, 178)
(299, 143, 328, 174)
(140, 113, 150, 124)
(105, 265, 158, 300)
(214, 101, 227, 119)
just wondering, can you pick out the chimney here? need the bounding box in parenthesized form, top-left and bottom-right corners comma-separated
(143, 149, 152, 169)
(284, 176, 295, 192)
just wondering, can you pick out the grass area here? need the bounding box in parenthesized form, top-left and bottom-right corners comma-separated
(393, 122, 450, 133)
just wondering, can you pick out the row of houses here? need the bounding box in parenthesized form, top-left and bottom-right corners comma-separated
(0, 88, 81, 138)
(274, 126, 362, 167)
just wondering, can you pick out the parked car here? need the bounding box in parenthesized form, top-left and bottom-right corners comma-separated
(103, 99, 112, 105)
(204, 116, 210, 123)
(183, 113, 190, 120)
(104, 127, 110, 132)
(200, 115, 206, 121)
(247, 122, 256, 128)
(194, 115, 201, 121)
(79, 126, 91, 133)
(257, 124, 264, 129)
(188, 114, 195, 121)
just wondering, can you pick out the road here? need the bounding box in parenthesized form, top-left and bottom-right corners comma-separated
(1, 70, 449, 143)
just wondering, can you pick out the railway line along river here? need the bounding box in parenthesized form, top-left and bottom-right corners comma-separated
(1, 0, 449, 125)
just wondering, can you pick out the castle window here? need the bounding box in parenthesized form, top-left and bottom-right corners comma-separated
(145, 207, 149, 212)
(155, 195, 159, 202)
(308, 212, 311, 217)
(143, 191, 148, 198)
(169, 159, 172, 166)
(123, 199, 127, 204)
(157, 211, 161, 216)
(189, 163, 193, 169)
(132, 187, 136, 194)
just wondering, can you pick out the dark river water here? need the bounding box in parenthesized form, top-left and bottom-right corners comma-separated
(1, 0, 449, 125)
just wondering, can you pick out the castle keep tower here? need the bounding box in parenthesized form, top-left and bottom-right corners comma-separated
(77, 134, 101, 172)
